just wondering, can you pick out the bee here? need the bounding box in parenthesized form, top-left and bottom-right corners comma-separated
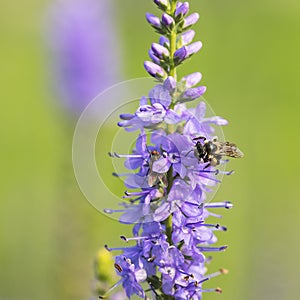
(147, 150, 168, 187)
(193, 136, 244, 167)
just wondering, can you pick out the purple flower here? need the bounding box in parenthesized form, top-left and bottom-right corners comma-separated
(182, 72, 202, 88)
(154, 0, 169, 10)
(175, 2, 189, 18)
(174, 46, 188, 62)
(114, 256, 147, 298)
(182, 86, 207, 102)
(159, 36, 170, 47)
(146, 12, 161, 28)
(162, 13, 175, 27)
(181, 29, 195, 45)
(144, 61, 166, 79)
(183, 12, 200, 29)
(174, 41, 202, 64)
(151, 43, 170, 59)
(184, 101, 228, 136)
(186, 41, 203, 55)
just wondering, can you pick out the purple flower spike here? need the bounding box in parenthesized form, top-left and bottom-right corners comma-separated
(182, 72, 202, 88)
(183, 86, 207, 100)
(181, 29, 195, 45)
(186, 41, 203, 56)
(104, 1, 243, 299)
(175, 2, 189, 18)
(151, 43, 170, 59)
(146, 12, 161, 28)
(183, 12, 200, 29)
(144, 61, 166, 79)
(162, 13, 174, 27)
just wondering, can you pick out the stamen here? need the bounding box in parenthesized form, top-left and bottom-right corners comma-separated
(200, 223, 227, 231)
(147, 255, 156, 262)
(112, 172, 132, 177)
(178, 269, 194, 278)
(220, 268, 229, 275)
(108, 152, 143, 158)
(99, 280, 123, 299)
(120, 235, 153, 242)
(201, 287, 223, 293)
(215, 224, 227, 231)
(104, 245, 128, 252)
(225, 170, 234, 175)
(198, 245, 228, 252)
(195, 169, 220, 175)
(103, 208, 124, 214)
(124, 190, 149, 197)
(204, 268, 229, 280)
(120, 235, 128, 242)
(205, 201, 233, 209)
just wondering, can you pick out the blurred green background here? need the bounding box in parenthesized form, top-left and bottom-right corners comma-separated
(1, 0, 299, 299)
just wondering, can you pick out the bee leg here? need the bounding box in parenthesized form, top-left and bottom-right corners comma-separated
(193, 136, 206, 141)
(203, 162, 211, 169)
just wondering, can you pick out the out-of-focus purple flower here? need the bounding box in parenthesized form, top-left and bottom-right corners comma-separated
(46, 0, 121, 114)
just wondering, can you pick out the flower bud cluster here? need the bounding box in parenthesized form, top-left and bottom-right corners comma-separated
(145, 2, 202, 80)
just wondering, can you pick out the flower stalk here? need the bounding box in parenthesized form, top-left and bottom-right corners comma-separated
(97, 1, 243, 299)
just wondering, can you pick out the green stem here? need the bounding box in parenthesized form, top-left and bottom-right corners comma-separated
(164, 1, 179, 247)
(165, 166, 174, 245)
(169, 1, 177, 81)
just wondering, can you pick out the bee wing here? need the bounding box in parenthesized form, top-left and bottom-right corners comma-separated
(148, 171, 159, 187)
(216, 141, 244, 158)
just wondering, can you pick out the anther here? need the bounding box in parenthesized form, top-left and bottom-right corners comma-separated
(114, 263, 123, 273)
(226, 170, 234, 175)
(147, 256, 156, 262)
(220, 268, 229, 275)
(120, 236, 128, 242)
(198, 245, 228, 252)
(215, 287, 223, 294)
(215, 224, 227, 231)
